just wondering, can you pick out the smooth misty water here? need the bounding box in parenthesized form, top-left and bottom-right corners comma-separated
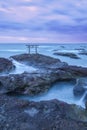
(17, 80, 86, 108)
(0, 43, 87, 107)
(10, 59, 37, 74)
(0, 43, 87, 67)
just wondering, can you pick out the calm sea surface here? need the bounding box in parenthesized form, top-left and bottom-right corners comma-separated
(0, 43, 87, 67)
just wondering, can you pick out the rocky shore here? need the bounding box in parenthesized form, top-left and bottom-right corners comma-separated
(0, 53, 87, 130)
(1, 94, 87, 130)
(53, 52, 80, 59)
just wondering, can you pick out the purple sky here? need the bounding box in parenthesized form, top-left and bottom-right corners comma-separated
(0, 0, 87, 43)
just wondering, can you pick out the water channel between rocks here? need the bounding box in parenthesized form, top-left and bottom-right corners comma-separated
(14, 80, 86, 108)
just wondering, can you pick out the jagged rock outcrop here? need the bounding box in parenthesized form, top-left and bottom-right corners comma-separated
(0, 58, 15, 74)
(11, 53, 87, 77)
(0, 72, 51, 95)
(11, 53, 68, 70)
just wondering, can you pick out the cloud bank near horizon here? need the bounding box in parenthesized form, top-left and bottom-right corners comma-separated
(0, 0, 87, 43)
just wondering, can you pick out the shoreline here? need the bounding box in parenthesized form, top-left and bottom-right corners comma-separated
(0, 53, 87, 129)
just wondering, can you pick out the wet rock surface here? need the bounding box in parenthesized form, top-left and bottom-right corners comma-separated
(0, 54, 87, 95)
(0, 94, 87, 130)
(0, 53, 87, 129)
(0, 72, 52, 95)
(53, 52, 80, 59)
(73, 77, 87, 96)
(0, 58, 15, 74)
(11, 53, 66, 69)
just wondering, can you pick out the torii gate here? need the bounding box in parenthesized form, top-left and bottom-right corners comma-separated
(26, 44, 39, 54)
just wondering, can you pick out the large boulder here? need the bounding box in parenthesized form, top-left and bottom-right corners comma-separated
(73, 78, 87, 96)
(11, 53, 87, 76)
(11, 53, 68, 70)
(11, 53, 87, 77)
(0, 58, 15, 74)
(0, 72, 52, 95)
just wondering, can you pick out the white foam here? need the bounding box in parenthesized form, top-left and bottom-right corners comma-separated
(10, 59, 37, 74)
(77, 91, 87, 108)
(0, 49, 25, 52)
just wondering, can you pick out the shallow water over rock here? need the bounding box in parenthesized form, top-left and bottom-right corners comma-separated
(15, 80, 86, 108)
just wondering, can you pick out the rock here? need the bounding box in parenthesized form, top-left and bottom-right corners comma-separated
(85, 101, 87, 110)
(11, 53, 87, 77)
(73, 78, 87, 96)
(0, 70, 75, 96)
(0, 94, 87, 130)
(53, 52, 80, 59)
(61, 65, 87, 77)
(60, 45, 65, 48)
(0, 58, 15, 74)
(0, 54, 87, 95)
(75, 48, 85, 51)
(79, 51, 87, 56)
(1, 54, 87, 129)
(0, 72, 51, 95)
(11, 53, 68, 70)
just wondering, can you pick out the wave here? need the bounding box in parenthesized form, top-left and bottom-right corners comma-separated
(10, 59, 37, 74)
(0, 49, 25, 52)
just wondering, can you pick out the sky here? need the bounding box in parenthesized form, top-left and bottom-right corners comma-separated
(0, 0, 87, 43)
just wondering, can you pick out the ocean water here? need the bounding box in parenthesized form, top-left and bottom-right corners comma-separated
(0, 43, 87, 67)
(0, 43, 87, 108)
(19, 80, 82, 106)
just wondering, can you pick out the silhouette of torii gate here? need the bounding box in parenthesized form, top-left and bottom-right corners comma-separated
(26, 44, 39, 54)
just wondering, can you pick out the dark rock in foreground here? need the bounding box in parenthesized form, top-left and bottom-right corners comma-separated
(53, 52, 80, 59)
(0, 58, 15, 74)
(0, 94, 87, 130)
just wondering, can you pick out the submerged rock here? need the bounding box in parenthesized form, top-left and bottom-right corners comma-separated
(0, 58, 15, 74)
(79, 51, 87, 56)
(53, 52, 80, 59)
(73, 78, 87, 96)
(75, 48, 85, 51)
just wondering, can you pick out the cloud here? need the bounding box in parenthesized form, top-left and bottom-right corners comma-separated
(0, 0, 87, 43)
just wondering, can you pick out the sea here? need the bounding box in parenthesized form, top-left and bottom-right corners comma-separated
(0, 43, 87, 67)
(0, 43, 87, 108)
